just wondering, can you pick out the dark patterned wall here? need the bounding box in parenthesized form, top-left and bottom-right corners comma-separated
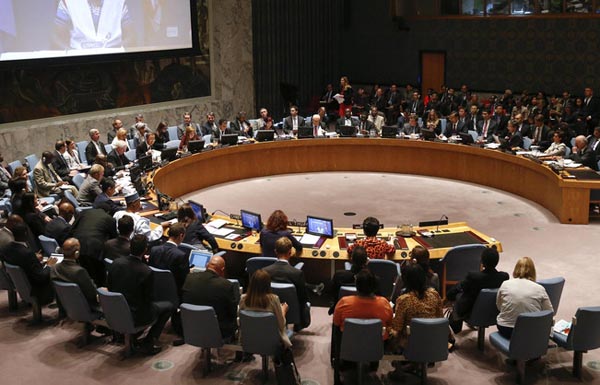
(343, 0, 600, 95)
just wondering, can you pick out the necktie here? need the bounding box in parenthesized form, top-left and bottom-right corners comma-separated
(314, 126, 318, 137)
(483, 121, 488, 138)
(594, 140, 599, 151)
(453, 123, 457, 133)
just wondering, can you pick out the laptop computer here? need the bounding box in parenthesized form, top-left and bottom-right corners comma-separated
(255, 130, 275, 142)
(381, 126, 397, 138)
(160, 147, 178, 162)
(188, 249, 213, 270)
(220, 134, 239, 146)
(459, 132, 475, 145)
(420, 128, 437, 141)
(137, 154, 153, 171)
(339, 125, 356, 137)
(297, 126, 314, 139)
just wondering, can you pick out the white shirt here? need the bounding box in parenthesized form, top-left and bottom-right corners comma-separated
(113, 211, 163, 242)
(496, 278, 553, 328)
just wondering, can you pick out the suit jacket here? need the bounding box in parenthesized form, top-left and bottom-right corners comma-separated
(283, 115, 306, 132)
(502, 131, 524, 150)
(136, 141, 152, 159)
(371, 95, 387, 111)
(493, 115, 509, 137)
(85, 140, 107, 164)
(587, 135, 600, 160)
(51, 259, 98, 307)
(517, 123, 531, 138)
(407, 99, 424, 116)
(177, 122, 203, 139)
(103, 236, 130, 261)
(200, 122, 216, 137)
(367, 114, 385, 131)
(569, 147, 599, 170)
(356, 119, 375, 134)
(211, 127, 236, 143)
(78, 176, 101, 204)
(107, 255, 154, 325)
(263, 260, 309, 325)
(583, 96, 600, 123)
(450, 268, 509, 319)
(52, 150, 70, 180)
(33, 161, 62, 197)
(402, 123, 421, 135)
(531, 124, 552, 147)
(336, 117, 359, 132)
(183, 220, 219, 250)
(1, 241, 53, 303)
(465, 114, 481, 132)
(230, 119, 253, 138)
(148, 242, 189, 295)
(476, 119, 498, 142)
(107, 150, 129, 171)
(444, 121, 467, 137)
(45, 216, 71, 246)
(70, 208, 117, 261)
(93, 193, 124, 216)
(181, 270, 237, 338)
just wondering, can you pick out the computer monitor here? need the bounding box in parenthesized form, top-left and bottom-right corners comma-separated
(188, 200, 206, 221)
(420, 128, 436, 141)
(160, 147, 178, 162)
(240, 210, 262, 231)
(255, 130, 275, 142)
(137, 154, 153, 171)
(221, 134, 238, 146)
(188, 139, 205, 154)
(297, 126, 314, 139)
(381, 126, 397, 138)
(129, 164, 142, 181)
(339, 125, 356, 137)
(306, 215, 334, 238)
(188, 249, 212, 269)
(459, 132, 475, 145)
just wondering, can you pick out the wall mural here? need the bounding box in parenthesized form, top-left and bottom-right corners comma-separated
(0, 0, 210, 124)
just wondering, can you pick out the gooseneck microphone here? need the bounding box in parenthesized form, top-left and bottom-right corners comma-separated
(436, 214, 449, 233)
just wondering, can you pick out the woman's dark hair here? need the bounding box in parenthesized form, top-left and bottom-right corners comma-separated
(245, 269, 272, 309)
(355, 269, 377, 296)
(350, 246, 368, 274)
(411, 245, 434, 279)
(20, 192, 37, 214)
(8, 177, 27, 195)
(266, 210, 288, 232)
(401, 263, 427, 299)
(362, 216, 380, 237)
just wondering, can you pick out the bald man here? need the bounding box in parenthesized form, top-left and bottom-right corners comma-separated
(181, 255, 238, 340)
(51, 238, 98, 308)
(568, 135, 599, 170)
(46, 202, 75, 246)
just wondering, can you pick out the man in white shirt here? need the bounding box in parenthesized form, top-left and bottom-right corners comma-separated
(367, 106, 385, 131)
(113, 192, 170, 243)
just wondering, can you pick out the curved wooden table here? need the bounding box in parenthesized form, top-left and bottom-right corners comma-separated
(154, 138, 595, 224)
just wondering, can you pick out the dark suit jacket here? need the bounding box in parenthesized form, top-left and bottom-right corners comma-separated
(70, 208, 118, 261)
(569, 147, 599, 170)
(93, 193, 124, 216)
(148, 242, 189, 295)
(230, 119, 253, 137)
(45, 216, 71, 246)
(259, 229, 303, 258)
(183, 220, 218, 250)
(85, 141, 107, 164)
(51, 259, 98, 307)
(103, 236, 130, 261)
(181, 270, 238, 338)
(2, 241, 53, 303)
(211, 127, 236, 143)
(444, 121, 467, 137)
(336, 117, 359, 132)
(450, 268, 509, 319)
(52, 150, 70, 180)
(517, 123, 531, 138)
(263, 260, 309, 325)
(356, 119, 375, 134)
(107, 150, 129, 171)
(502, 131, 524, 150)
(107, 255, 154, 325)
(476, 119, 498, 142)
(407, 99, 424, 116)
(136, 141, 152, 159)
(583, 97, 600, 123)
(493, 115, 509, 137)
(200, 122, 215, 137)
(283, 116, 306, 132)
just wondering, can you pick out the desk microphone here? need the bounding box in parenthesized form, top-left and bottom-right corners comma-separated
(436, 214, 448, 233)
(292, 218, 302, 234)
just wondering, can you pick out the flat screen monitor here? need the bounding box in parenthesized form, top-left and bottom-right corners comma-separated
(297, 126, 314, 139)
(255, 130, 275, 142)
(381, 126, 397, 138)
(220, 134, 238, 146)
(188, 140, 205, 154)
(240, 210, 262, 231)
(188, 200, 206, 221)
(137, 154, 153, 171)
(160, 147, 178, 162)
(129, 164, 142, 181)
(339, 125, 355, 137)
(420, 128, 436, 141)
(459, 132, 475, 145)
(188, 249, 212, 270)
(306, 215, 334, 238)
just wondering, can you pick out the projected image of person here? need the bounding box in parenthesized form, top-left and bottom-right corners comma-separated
(52, 0, 134, 51)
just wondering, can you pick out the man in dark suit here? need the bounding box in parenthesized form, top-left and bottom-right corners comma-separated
(466, 104, 481, 133)
(70, 208, 118, 286)
(50, 238, 98, 308)
(583, 87, 600, 135)
(336, 108, 359, 133)
(356, 112, 375, 136)
(52, 140, 73, 183)
(177, 204, 219, 250)
(200, 112, 217, 138)
(45, 202, 74, 247)
(371, 87, 387, 112)
(230, 111, 253, 138)
(493, 105, 509, 137)
(263, 237, 310, 331)
(500, 121, 524, 150)
(447, 247, 509, 333)
(135, 133, 156, 159)
(103, 215, 134, 261)
(407, 91, 424, 117)
(569, 135, 599, 170)
(107, 235, 173, 355)
(476, 110, 498, 143)
(211, 119, 236, 144)
(282, 105, 306, 135)
(182, 255, 238, 340)
(1, 223, 57, 305)
(107, 140, 130, 171)
(531, 114, 552, 150)
(587, 127, 600, 161)
(93, 178, 124, 216)
(514, 113, 531, 138)
(444, 111, 467, 137)
(85, 129, 108, 164)
(148, 223, 188, 295)
(177, 112, 203, 139)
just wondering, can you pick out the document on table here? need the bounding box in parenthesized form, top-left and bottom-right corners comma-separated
(299, 233, 321, 245)
(207, 219, 228, 228)
(205, 226, 235, 237)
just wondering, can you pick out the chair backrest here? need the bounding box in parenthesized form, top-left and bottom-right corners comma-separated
(246, 256, 277, 277)
(104, 144, 113, 154)
(442, 244, 486, 282)
(8, 159, 22, 174)
(404, 318, 450, 363)
(0, 266, 15, 291)
(367, 259, 399, 299)
(178, 242, 198, 255)
(468, 130, 478, 142)
(53, 281, 98, 323)
(4, 263, 34, 303)
(124, 149, 136, 162)
(537, 277, 565, 314)
(63, 189, 80, 208)
(340, 318, 384, 363)
(467, 288, 499, 327)
(239, 309, 281, 356)
(97, 288, 137, 334)
(25, 154, 39, 169)
(72, 173, 86, 190)
(38, 235, 59, 257)
(180, 303, 224, 348)
(76, 141, 89, 165)
(149, 267, 179, 307)
(228, 278, 242, 306)
(523, 136, 532, 150)
(127, 139, 136, 150)
(167, 126, 179, 141)
(271, 282, 300, 325)
(509, 310, 554, 360)
(338, 285, 357, 299)
(568, 306, 600, 351)
(165, 139, 180, 149)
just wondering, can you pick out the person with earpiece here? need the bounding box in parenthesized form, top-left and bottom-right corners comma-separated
(33, 151, 78, 198)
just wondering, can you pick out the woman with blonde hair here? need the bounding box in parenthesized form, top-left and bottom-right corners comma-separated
(496, 257, 553, 339)
(111, 128, 130, 150)
(178, 125, 199, 151)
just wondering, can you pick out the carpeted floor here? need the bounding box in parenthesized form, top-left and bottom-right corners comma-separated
(1, 171, 599, 385)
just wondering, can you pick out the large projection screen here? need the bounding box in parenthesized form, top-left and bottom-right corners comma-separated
(0, 0, 194, 61)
